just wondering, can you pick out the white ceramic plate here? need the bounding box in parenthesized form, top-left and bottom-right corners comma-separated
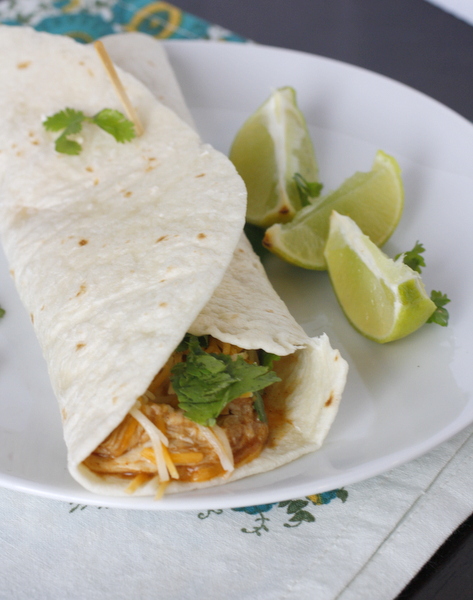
(1, 40, 473, 510)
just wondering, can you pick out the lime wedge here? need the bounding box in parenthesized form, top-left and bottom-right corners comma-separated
(263, 150, 404, 270)
(229, 87, 319, 227)
(324, 212, 436, 343)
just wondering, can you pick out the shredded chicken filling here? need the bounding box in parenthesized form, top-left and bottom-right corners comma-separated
(83, 337, 272, 485)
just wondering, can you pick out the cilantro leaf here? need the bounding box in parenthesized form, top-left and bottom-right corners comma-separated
(91, 109, 136, 143)
(175, 333, 209, 353)
(293, 173, 323, 207)
(43, 108, 85, 133)
(0, 306, 5, 318)
(395, 241, 426, 273)
(170, 335, 281, 426)
(43, 107, 136, 155)
(253, 392, 268, 423)
(55, 133, 82, 156)
(259, 350, 281, 369)
(427, 291, 450, 326)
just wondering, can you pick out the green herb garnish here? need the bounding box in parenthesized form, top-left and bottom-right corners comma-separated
(259, 350, 281, 369)
(175, 333, 209, 353)
(43, 107, 136, 155)
(395, 241, 426, 273)
(427, 291, 451, 326)
(396, 242, 450, 326)
(0, 306, 5, 318)
(253, 392, 268, 423)
(293, 173, 323, 207)
(171, 335, 280, 426)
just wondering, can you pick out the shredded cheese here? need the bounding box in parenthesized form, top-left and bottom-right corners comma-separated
(143, 447, 205, 466)
(130, 406, 169, 483)
(170, 451, 204, 465)
(155, 480, 170, 500)
(161, 445, 179, 479)
(125, 472, 153, 495)
(197, 424, 234, 474)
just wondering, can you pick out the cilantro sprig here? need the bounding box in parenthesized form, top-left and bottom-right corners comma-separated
(427, 291, 451, 327)
(396, 241, 450, 327)
(171, 335, 280, 426)
(43, 108, 136, 155)
(293, 173, 323, 207)
(395, 241, 426, 273)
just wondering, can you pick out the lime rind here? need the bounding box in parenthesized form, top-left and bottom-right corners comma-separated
(324, 212, 436, 343)
(229, 86, 319, 227)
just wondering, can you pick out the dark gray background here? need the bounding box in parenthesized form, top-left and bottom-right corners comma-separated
(176, 0, 473, 121)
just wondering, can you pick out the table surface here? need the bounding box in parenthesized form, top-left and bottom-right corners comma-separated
(174, 1, 473, 598)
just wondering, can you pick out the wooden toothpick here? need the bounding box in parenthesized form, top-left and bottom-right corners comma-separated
(93, 40, 144, 136)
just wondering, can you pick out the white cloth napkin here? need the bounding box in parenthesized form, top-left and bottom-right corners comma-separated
(425, 0, 473, 25)
(1, 423, 472, 600)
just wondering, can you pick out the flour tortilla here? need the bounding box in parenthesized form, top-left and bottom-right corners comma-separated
(0, 26, 246, 477)
(0, 27, 348, 497)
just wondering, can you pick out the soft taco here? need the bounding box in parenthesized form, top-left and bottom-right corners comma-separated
(0, 27, 348, 498)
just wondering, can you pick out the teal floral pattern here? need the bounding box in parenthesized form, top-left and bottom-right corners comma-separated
(0, 0, 246, 42)
(198, 489, 349, 535)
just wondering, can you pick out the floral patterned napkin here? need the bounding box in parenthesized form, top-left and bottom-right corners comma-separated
(0, 2, 472, 599)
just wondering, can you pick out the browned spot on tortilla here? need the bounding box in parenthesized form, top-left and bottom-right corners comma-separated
(124, 191, 133, 198)
(30, 140, 39, 146)
(85, 166, 94, 172)
(76, 284, 87, 297)
(30, 313, 34, 324)
(266, 309, 274, 313)
(9, 269, 15, 279)
(41, 305, 45, 311)
(196, 173, 206, 178)
(87, 68, 94, 77)
(155, 235, 168, 243)
(76, 343, 86, 350)
(197, 233, 206, 239)
(61, 408, 67, 421)
(78, 239, 88, 246)
(112, 396, 118, 405)
(334, 355, 339, 361)
(93, 178, 99, 186)
(16, 151, 23, 157)
(325, 394, 334, 407)
(238, 248, 245, 253)
(17, 61, 31, 69)
(160, 302, 167, 308)
(159, 279, 166, 283)
(278, 205, 290, 215)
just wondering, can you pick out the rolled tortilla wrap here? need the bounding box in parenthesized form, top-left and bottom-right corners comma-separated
(0, 27, 348, 497)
